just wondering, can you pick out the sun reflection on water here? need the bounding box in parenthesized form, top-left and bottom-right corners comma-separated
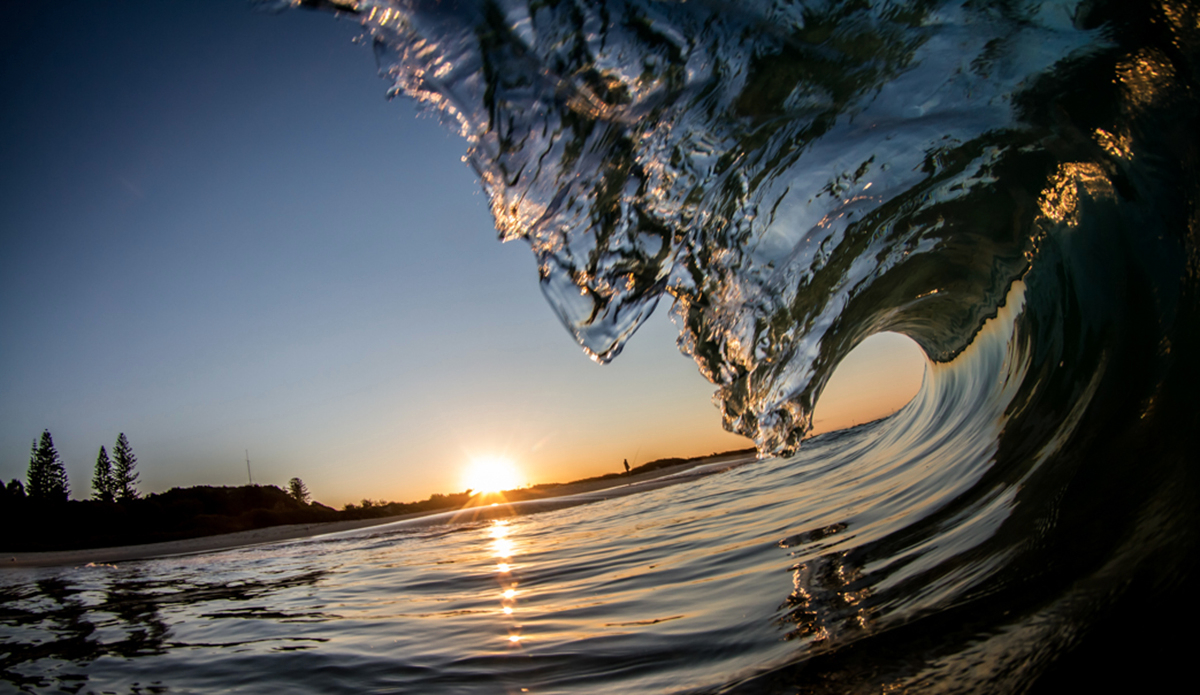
(490, 520, 524, 646)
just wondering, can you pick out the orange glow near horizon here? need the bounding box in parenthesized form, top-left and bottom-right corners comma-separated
(810, 332, 927, 435)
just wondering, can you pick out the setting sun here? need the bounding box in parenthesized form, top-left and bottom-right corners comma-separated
(464, 457, 522, 494)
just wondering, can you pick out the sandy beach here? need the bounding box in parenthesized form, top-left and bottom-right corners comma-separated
(5, 452, 755, 569)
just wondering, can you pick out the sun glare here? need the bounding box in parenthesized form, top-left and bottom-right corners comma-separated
(465, 457, 521, 495)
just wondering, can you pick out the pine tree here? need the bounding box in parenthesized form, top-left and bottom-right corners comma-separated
(287, 477, 310, 504)
(26, 430, 69, 502)
(112, 433, 140, 502)
(92, 446, 116, 503)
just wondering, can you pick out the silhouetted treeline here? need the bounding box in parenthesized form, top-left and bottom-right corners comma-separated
(0, 484, 493, 552)
(339, 491, 475, 518)
(1, 449, 756, 553)
(0, 484, 335, 552)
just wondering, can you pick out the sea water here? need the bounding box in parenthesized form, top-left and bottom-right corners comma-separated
(0, 406, 1062, 694)
(2, 0, 1198, 692)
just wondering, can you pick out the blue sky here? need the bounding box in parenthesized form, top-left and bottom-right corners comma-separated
(1, 0, 922, 506)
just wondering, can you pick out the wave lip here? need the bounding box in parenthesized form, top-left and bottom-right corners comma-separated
(268, 0, 1200, 690)
(277, 0, 1194, 457)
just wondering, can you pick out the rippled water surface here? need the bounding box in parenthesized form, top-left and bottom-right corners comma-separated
(0, 438, 904, 693)
(0, 390, 1029, 694)
(4, 0, 1198, 691)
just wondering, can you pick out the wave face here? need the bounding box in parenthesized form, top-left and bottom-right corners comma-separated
(271, 0, 1198, 689)
(284, 0, 1197, 455)
(3, 1, 1189, 693)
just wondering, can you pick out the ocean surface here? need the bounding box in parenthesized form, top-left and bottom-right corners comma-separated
(3, 0, 1198, 692)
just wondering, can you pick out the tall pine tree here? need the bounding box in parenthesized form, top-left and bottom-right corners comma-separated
(26, 430, 69, 502)
(112, 433, 139, 502)
(288, 477, 310, 504)
(92, 446, 115, 503)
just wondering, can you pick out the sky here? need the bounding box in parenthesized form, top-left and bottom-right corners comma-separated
(0, 0, 925, 507)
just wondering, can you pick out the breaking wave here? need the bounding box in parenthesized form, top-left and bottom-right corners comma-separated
(268, 0, 1199, 689)
(5, 1, 1190, 692)
(257, 0, 1200, 690)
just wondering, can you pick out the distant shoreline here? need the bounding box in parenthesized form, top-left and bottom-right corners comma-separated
(5, 452, 756, 569)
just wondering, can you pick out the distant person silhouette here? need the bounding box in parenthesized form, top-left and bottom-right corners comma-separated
(623, 459, 630, 474)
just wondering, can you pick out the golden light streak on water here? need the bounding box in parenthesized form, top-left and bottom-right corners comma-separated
(1094, 128, 1133, 160)
(1117, 48, 1176, 110)
(490, 520, 526, 642)
(1037, 162, 1114, 228)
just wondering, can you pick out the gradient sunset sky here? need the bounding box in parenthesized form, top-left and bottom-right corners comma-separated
(1, 0, 924, 507)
